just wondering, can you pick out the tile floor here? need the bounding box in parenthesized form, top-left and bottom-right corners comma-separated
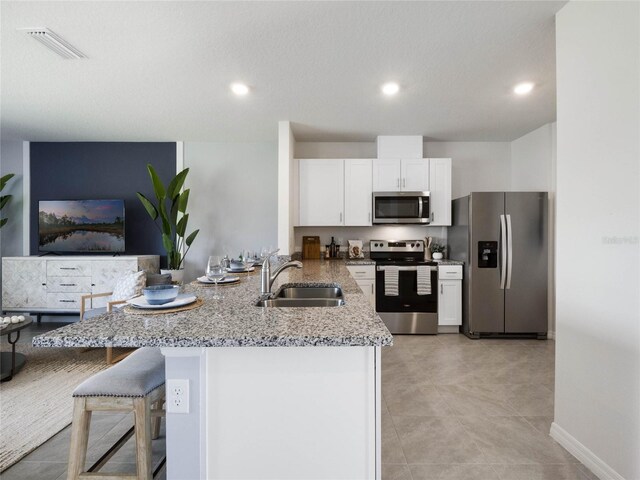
(1, 324, 597, 480)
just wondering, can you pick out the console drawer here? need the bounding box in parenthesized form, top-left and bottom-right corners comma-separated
(46, 292, 91, 310)
(47, 261, 92, 277)
(47, 276, 92, 293)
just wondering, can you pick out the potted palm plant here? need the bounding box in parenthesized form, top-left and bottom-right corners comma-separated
(0, 173, 15, 229)
(137, 165, 199, 284)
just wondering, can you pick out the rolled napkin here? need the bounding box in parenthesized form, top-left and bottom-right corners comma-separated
(417, 265, 432, 295)
(384, 266, 399, 296)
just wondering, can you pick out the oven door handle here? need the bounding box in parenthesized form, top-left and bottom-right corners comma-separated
(377, 265, 436, 272)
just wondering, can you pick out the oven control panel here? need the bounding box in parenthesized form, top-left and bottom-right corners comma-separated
(370, 240, 425, 253)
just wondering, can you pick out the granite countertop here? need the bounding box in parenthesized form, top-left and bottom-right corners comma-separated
(33, 260, 393, 349)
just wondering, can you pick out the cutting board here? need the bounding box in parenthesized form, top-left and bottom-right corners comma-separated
(302, 236, 321, 259)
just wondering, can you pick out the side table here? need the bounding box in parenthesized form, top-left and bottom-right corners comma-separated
(0, 317, 33, 382)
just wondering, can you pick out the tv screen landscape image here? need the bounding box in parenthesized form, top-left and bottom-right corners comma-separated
(38, 199, 125, 253)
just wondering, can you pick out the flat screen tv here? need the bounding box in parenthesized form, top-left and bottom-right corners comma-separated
(38, 199, 125, 253)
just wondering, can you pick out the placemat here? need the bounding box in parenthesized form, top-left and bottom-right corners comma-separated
(124, 297, 204, 315)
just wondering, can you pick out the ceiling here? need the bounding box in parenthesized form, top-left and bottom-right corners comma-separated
(1, 1, 566, 143)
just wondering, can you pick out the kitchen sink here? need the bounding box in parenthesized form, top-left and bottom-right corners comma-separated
(255, 298, 345, 307)
(255, 285, 345, 307)
(276, 286, 343, 299)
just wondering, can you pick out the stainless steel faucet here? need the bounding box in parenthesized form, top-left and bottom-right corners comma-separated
(261, 256, 303, 297)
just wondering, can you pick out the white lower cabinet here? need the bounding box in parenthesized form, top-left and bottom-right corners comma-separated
(1, 256, 159, 313)
(346, 265, 376, 307)
(437, 265, 462, 326)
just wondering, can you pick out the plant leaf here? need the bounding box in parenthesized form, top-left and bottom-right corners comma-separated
(147, 164, 165, 201)
(0, 195, 12, 211)
(170, 196, 179, 224)
(0, 218, 7, 228)
(177, 189, 190, 213)
(158, 200, 171, 235)
(185, 229, 199, 247)
(176, 214, 188, 237)
(167, 168, 189, 201)
(162, 233, 175, 255)
(0, 174, 15, 191)
(136, 193, 158, 220)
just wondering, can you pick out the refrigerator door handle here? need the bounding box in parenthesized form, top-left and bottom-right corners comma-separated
(506, 214, 513, 289)
(500, 214, 507, 289)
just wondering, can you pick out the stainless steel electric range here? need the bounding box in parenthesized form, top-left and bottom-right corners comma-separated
(370, 240, 438, 334)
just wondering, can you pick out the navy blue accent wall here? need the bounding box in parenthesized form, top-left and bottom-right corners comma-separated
(30, 142, 176, 262)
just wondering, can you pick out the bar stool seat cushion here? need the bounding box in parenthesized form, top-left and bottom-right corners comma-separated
(73, 347, 165, 398)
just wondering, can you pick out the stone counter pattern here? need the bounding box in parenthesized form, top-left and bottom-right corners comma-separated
(33, 260, 393, 349)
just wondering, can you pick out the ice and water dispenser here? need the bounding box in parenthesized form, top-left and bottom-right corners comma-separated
(478, 241, 498, 268)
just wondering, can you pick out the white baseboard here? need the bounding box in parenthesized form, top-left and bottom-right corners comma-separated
(548, 330, 556, 339)
(550, 422, 624, 480)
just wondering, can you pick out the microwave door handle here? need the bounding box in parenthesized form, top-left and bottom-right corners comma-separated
(499, 214, 507, 289)
(418, 197, 424, 219)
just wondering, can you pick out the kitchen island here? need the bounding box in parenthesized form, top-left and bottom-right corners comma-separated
(33, 259, 392, 480)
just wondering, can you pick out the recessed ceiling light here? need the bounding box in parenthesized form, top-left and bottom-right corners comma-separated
(230, 83, 250, 96)
(514, 82, 534, 95)
(381, 82, 400, 96)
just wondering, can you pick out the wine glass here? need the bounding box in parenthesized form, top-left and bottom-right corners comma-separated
(242, 249, 253, 272)
(206, 255, 225, 299)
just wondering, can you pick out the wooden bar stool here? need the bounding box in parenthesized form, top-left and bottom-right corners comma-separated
(67, 348, 166, 480)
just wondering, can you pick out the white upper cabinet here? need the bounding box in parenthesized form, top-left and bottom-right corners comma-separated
(299, 159, 345, 226)
(372, 159, 401, 191)
(428, 158, 452, 226)
(373, 159, 430, 192)
(344, 159, 373, 226)
(401, 159, 430, 191)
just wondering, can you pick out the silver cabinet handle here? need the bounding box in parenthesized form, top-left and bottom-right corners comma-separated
(339, 212, 343, 223)
(60, 283, 76, 286)
(441, 284, 443, 294)
(403, 178, 406, 188)
(368, 212, 371, 223)
(371, 284, 374, 294)
(397, 178, 400, 188)
(60, 267, 77, 270)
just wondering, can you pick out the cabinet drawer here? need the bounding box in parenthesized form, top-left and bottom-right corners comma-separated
(47, 292, 90, 310)
(47, 261, 92, 277)
(347, 265, 375, 280)
(47, 276, 92, 293)
(438, 265, 462, 280)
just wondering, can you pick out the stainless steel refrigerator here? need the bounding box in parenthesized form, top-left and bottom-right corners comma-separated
(449, 192, 548, 338)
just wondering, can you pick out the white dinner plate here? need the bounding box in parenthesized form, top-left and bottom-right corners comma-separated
(226, 266, 255, 273)
(127, 294, 197, 310)
(196, 275, 240, 284)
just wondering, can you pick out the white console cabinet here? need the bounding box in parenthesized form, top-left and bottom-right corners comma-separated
(2, 256, 159, 313)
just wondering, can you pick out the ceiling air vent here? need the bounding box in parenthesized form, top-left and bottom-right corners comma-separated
(21, 28, 86, 59)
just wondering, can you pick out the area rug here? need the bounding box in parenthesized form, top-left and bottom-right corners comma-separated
(0, 344, 115, 472)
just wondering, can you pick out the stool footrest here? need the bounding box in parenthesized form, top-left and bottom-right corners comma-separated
(88, 426, 135, 473)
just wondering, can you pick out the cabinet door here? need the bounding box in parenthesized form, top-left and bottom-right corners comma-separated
(438, 279, 462, 326)
(344, 159, 373, 226)
(357, 279, 376, 308)
(401, 159, 430, 191)
(372, 159, 401, 191)
(1, 259, 47, 309)
(428, 158, 452, 226)
(299, 159, 345, 226)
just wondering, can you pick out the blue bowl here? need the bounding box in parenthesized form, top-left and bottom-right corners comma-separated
(143, 285, 179, 305)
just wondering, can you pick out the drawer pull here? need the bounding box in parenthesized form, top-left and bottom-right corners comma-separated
(59, 299, 76, 303)
(60, 283, 76, 286)
(60, 267, 77, 270)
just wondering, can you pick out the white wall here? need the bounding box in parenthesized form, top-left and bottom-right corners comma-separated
(183, 142, 278, 281)
(511, 123, 554, 191)
(553, 3, 639, 480)
(0, 141, 25, 256)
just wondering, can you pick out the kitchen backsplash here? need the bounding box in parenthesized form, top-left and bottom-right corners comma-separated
(294, 226, 448, 254)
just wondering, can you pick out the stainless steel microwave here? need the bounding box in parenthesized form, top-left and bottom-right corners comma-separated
(372, 191, 431, 224)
